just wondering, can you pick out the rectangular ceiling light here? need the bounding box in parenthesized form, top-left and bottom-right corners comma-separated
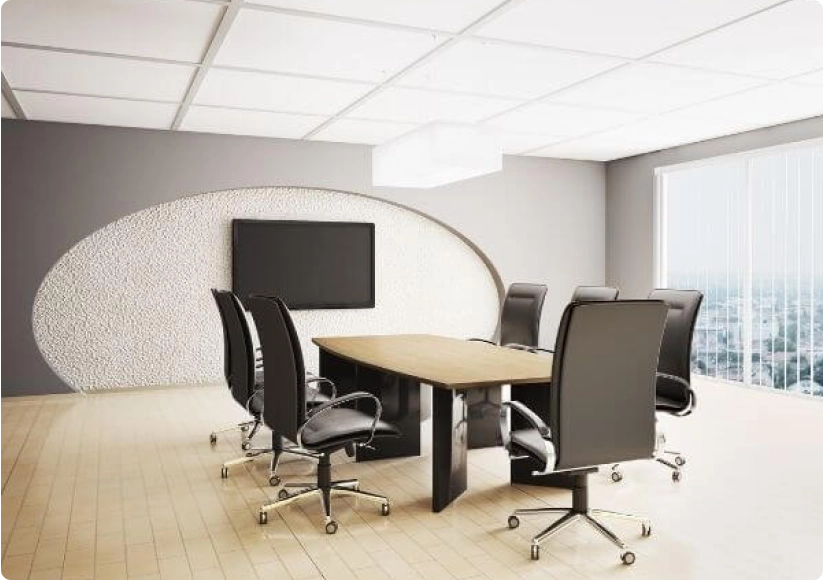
(372, 122, 502, 188)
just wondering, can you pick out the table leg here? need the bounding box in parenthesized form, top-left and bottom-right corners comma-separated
(509, 382, 576, 490)
(432, 388, 468, 512)
(319, 349, 421, 461)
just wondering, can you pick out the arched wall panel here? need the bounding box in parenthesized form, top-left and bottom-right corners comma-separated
(32, 187, 501, 391)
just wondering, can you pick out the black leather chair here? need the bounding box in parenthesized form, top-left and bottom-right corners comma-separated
(531, 285, 618, 355)
(211, 290, 330, 483)
(571, 285, 619, 302)
(249, 295, 400, 533)
(500, 300, 668, 565)
(611, 289, 703, 483)
(466, 283, 547, 447)
(210, 290, 265, 450)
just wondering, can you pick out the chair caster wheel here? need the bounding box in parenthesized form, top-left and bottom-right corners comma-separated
(380, 503, 390, 516)
(241, 441, 251, 451)
(674, 455, 686, 467)
(209, 433, 217, 445)
(325, 521, 338, 535)
(220, 467, 228, 479)
(672, 470, 682, 482)
(621, 551, 636, 565)
(258, 511, 267, 525)
(278, 489, 290, 500)
(269, 475, 281, 486)
(530, 545, 540, 560)
(507, 516, 520, 529)
(611, 470, 623, 483)
(240, 425, 249, 433)
(642, 523, 652, 537)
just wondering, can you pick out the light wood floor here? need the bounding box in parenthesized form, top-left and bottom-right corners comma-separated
(2, 379, 822, 580)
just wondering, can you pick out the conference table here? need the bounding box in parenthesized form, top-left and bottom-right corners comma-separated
(313, 334, 561, 512)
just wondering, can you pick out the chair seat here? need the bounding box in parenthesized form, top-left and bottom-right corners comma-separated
(655, 395, 688, 413)
(300, 407, 400, 451)
(246, 383, 330, 417)
(510, 428, 550, 469)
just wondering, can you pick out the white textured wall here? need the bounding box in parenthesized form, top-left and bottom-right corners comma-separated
(32, 187, 500, 391)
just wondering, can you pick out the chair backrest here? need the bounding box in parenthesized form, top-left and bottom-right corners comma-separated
(247, 295, 306, 441)
(212, 290, 256, 406)
(211, 289, 232, 383)
(648, 289, 703, 402)
(499, 283, 548, 347)
(550, 300, 668, 471)
(571, 285, 619, 301)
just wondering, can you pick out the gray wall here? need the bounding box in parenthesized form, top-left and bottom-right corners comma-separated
(606, 116, 823, 298)
(2, 119, 605, 396)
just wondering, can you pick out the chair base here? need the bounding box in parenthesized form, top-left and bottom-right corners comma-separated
(209, 419, 257, 448)
(220, 435, 319, 485)
(258, 454, 390, 532)
(508, 473, 650, 565)
(610, 430, 686, 483)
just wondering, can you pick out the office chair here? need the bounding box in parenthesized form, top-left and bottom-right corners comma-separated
(571, 285, 619, 302)
(501, 300, 668, 565)
(248, 295, 400, 533)
(529, 285, 618, 355)
(611, 289, 703, 483)
(466, 283, 547, 439)
(211, 290, 330, 484)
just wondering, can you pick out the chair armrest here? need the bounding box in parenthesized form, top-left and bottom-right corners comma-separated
(467, 338, 496, 345)
(305, 376, 337, 400)
(299, 391, 382, 449)
(498, 400, 551, 450)
(502, 343, 532, 351)
(656, 372, 696, 416)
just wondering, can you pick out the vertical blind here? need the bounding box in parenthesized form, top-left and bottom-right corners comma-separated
(660, 141, 823, 397)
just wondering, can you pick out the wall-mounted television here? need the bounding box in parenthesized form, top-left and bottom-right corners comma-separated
(232, 220, 375, 310)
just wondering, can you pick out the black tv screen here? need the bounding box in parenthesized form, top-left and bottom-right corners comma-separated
(232, 220, 375, 310)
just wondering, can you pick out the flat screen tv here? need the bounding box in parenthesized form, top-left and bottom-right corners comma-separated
(232, 220, 375, 310)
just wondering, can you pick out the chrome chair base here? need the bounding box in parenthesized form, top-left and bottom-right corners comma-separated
(611, 430, 686, 483)
(209, 419, 257, 448)
(219, 444, 319, 484)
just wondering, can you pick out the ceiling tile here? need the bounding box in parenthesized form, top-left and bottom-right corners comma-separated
(1, 0, 222, 62)
(2, 47, 195, 102)
(476, 0, 785, 58)
(399, 39, 622, 99)
(16, 92, 178, 129)
(244, 0, 504, 33)
(673, 82, 823, 130)
(214, 9, 442, 82)
(794, 69, 823, 87)
(194, 69, 374, 115)
(488, 102, 645, 138)
(531, 111, 768, 160)
(348, 87, 517, 124)
(2, 94, 17, 118)
(653, 0, 823, 79)
(549, 63, 764, 113)
(310, 118, 417, 144)
(493, 131, 564, 154)
(181, 105, 325, 138)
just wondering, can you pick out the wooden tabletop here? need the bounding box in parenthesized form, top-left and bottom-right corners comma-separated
(313, 334, 552, 389)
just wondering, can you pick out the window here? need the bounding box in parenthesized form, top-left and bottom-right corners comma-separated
(657, 139, 823, 398)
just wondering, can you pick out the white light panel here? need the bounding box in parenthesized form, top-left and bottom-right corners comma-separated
(373, 122, 502, 188)
(194, 69, 374, 115)
(653, 0, 823, 79)
(214, 9, 442, 82)
(2, 47, 196, 102)
(489, 102, 644, 138)
(310, 118, 417, 145)
(549, 63, 763, 113)
(181, 106, 325, 138)
(0, 0, 222, 62)
(244, 0, 504, 33)
(476, 0, 785, 58)
(17, 91, 178, 129)
(349, 87, 517, 124)
(399, 39, 622, 100)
